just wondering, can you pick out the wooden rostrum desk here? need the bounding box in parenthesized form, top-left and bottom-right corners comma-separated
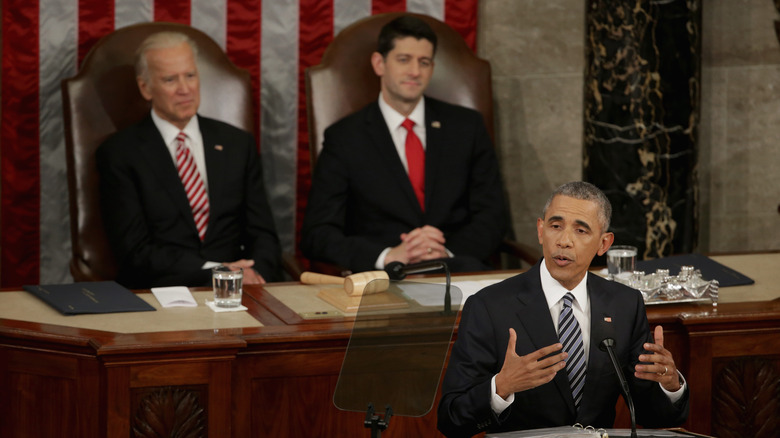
(1, 253, 778, 437)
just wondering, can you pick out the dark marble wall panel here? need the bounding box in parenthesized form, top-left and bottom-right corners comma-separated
(584, 0, 701, 259)
(776, 1, 780, 48)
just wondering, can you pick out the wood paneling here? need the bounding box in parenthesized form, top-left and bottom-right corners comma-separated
(0, 348, 100, 438)
(1, 284, 779, 437)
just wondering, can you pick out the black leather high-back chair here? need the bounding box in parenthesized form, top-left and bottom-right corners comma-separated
(62, 22, 254, 281)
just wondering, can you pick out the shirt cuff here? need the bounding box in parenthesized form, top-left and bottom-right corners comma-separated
(660, 371, 687, 404)
(375, 248, 392, 270)
(202, 261, 221, 270)
(490, 375, 514, 415)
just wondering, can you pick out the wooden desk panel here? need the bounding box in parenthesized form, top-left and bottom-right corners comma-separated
(1, 253, 779, 437)
(1, 348, 101, 438)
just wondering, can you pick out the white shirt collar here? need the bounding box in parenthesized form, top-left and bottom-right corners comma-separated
(150, 111, 208, 189)
(150, 110, 200, 147)
(377, 92, 425, 132)
(540, 258, 589, 312)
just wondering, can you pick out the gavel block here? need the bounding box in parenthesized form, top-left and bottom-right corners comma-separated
(301, 271, 407, 313)
(300, 271, 390, 296)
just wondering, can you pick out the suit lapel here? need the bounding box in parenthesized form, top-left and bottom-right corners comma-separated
(364, 103, 423, 217)
(515, 263, 577, 415)
(423, 98, 443, 213)
(136, 114, 198, 236)
(580, 274, 619, 414)
(200, 116, 225, 242)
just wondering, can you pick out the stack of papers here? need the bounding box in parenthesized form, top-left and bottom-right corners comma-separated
(402, 279, 503, 307)
(151, 287, 197, 307)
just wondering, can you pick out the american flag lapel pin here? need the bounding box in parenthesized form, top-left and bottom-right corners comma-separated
(604, 316, 612, 323)
(431, 121, 441, 128)
(214, 145, 224, 151)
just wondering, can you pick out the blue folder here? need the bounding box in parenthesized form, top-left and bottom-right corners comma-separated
(23, 281, 157, 315)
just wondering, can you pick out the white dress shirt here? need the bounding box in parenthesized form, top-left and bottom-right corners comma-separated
(150, 111, 218, 269)
(377, 91, 427, 169)
(151, 110, 208, 192)
(374, 94, 427, 269)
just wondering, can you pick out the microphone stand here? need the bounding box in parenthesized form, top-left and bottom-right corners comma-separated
(600, 338, 637, 438)
(385, 261, 452, 315)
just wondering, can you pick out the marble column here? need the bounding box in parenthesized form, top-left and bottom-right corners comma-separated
(583, 0, 701, 259)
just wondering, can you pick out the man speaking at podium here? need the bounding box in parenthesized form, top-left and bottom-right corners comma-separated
(437, 182, 688, 437)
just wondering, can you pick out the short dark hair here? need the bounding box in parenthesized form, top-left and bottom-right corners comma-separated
(542, 181, 612, 233)
(376, 15, 437, 57)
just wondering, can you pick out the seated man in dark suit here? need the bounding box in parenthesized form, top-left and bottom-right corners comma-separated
(97, 31, 281, 288)
(437, 181, 689, 437)
(301, 15, 507, 274)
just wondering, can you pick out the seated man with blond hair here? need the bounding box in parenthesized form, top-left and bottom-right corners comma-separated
(97, 31, 281, 288)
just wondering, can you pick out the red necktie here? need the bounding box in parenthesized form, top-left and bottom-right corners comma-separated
(175, 132, 209, 240)
(401, 118, 425, 210)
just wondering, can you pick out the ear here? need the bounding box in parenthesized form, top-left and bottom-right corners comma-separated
(137, 76, 152, 101)
(536, 217, 544, 245)
(371, 52, 385, 77)
(596, 232, 615, 256)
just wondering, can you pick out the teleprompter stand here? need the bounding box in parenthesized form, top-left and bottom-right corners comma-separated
(333, 278, 462, 437)
(364, 403, 392, 438)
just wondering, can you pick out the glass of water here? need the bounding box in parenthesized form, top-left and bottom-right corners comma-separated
(606, 245, 637, 282)
(212, 266, 243, 308)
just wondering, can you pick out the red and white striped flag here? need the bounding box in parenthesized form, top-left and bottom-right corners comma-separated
(0, 0, 478, 287)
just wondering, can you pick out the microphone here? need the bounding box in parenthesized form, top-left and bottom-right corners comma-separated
(384, 260, 453, 315)
(599, 338, 637, 438)
(384, 260, 447, 280)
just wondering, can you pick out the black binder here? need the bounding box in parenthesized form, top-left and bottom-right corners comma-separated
(23, 281, 157, 315)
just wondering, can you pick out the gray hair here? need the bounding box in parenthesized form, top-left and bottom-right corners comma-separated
(541, 181, 612, 232)
(135, 31, 199, 81)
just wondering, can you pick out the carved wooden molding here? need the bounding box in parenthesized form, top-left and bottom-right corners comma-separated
(712, 357, 780, 438)
(132, 387, 206, 438)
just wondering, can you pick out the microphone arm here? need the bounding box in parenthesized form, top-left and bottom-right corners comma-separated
(599, 338, 637, 438)
(385, 260, 448, 279)
(385, 261, 452, 315)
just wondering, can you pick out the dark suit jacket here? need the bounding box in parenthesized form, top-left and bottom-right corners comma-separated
(96, 114, 281, 288)
(437, 261, 689, 437)
(301, 97, 507, 273)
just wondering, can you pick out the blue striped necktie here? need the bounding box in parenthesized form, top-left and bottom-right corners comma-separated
(558, 292, 586, 410)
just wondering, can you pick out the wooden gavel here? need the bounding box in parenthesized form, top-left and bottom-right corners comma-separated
(300, 271, 390, 296)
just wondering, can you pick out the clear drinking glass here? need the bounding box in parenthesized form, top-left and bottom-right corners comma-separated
(606, 245, 637, 283)
(212, 266, 243, 308)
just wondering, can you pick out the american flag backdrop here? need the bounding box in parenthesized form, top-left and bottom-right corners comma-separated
(0, 0, 479, 287)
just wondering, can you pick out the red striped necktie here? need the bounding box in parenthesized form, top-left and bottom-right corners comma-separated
(175, 132, 209, 240)
(401, 118, 425, 211)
